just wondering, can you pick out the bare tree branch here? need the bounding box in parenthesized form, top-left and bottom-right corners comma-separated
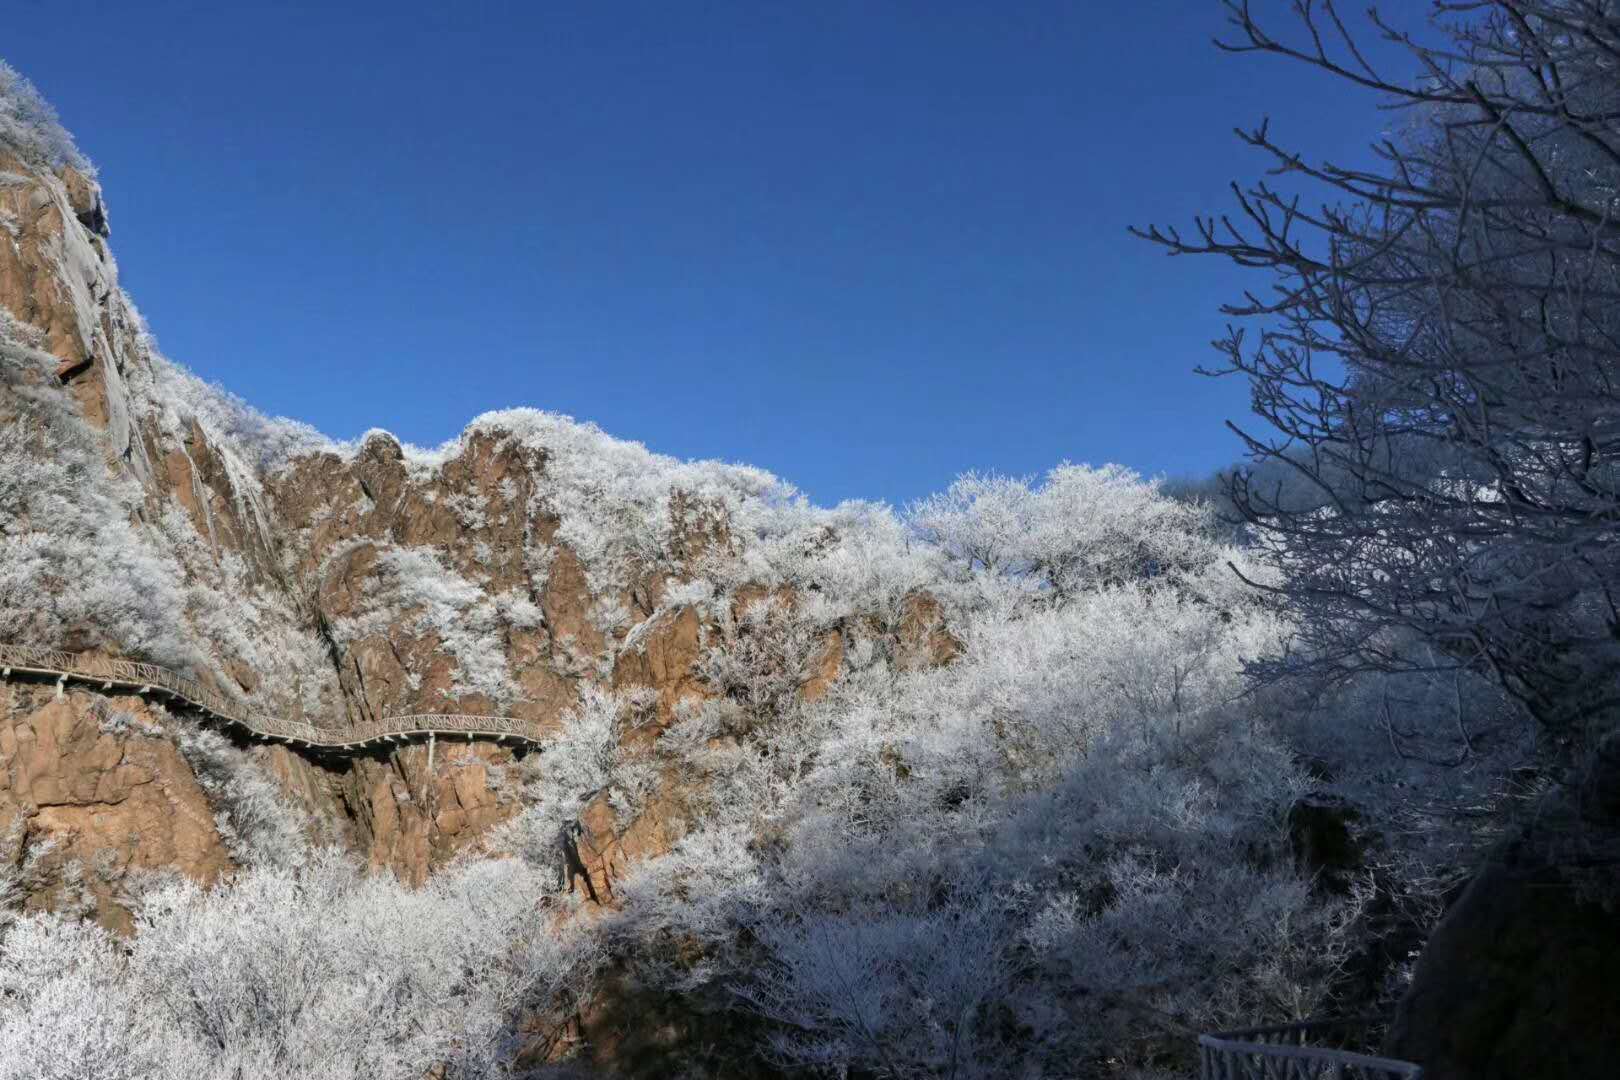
(1138, 1, 1620, 736)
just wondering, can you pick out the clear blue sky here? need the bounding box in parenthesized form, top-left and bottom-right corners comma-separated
(8, 0, 1418, 507)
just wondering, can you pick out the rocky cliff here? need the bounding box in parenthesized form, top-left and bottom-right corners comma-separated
(0, 80, 954, 924)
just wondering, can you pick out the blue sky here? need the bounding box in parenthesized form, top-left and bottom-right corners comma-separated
(9, 1, 1418, 507)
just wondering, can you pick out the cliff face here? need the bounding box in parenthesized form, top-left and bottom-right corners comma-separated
(0, 115, 954, 919)
(0, 146, 664, 899)
(0, 681, 233, 935)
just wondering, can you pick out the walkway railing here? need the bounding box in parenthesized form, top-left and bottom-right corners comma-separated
(1199, 1017, 1422, 1079)
(0, 643, 544, 751)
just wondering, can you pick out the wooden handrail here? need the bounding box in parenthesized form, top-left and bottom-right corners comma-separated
(0, 643, 545, 751)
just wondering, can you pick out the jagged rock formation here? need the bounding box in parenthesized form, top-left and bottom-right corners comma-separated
(0, 134, 664, 893)
(0, 97, 955, 915)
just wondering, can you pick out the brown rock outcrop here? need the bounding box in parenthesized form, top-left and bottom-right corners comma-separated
(612, 605, 709, 731)
(340, 739, 524, 884)
(800, 629, 844, 702)
(0, 154, 144, 469)
(270, 430, 592, 732)
(568, 784, 689, 903)
(0, 683, 232, 933)
(894, 591, 962, 671)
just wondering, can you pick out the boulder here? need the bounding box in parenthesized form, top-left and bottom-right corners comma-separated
(1387, 736, 1620, 1078)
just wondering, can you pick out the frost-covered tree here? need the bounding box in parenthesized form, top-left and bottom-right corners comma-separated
(0, 390, 193, 666)
(909, 464, 1223, 602)
(695, 594, 839, 734)
(496, 684, 663, 876)
(586, 465, 1390, 1077)
(0, 851, 599, 1080)
(738, 893, 1024, 1080)
(1136, 1, 1620, 735)
(327, 544, 530, 707)
(174, 728, 320, 869)
(0, 61, 89, 171)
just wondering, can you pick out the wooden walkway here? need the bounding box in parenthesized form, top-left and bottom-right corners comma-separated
(0, 643, 545, 752)
(1199, 1018, 1422, 1079)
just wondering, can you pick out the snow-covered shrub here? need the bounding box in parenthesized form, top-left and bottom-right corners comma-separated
(908, 464, 1222, 600)
(1, 343, 339, 718)
(739, 892, 1024, 1080)
(90, 700, 160, 738)
(590, 596, 633, 636)
(997, 716, 1362, 1039)
(495, 686, 662, 865)
(0, 61, 88, 172)
(0, 913, 174, 1080)
(0, 850, 600, 1080)
(142, 354, 334, 473)
(328, 545, 520, 706)
(705, 498, 949, 629)
(586, 462, 1405, 1076)
(148, 504, 339, 718)
(0, 391, 195, 668)
(695, 594, 838, 734)
(606, 823, 773, 989)
(694, 691, 1366, 1075)
(0, 836, 21, 935)
(174, 727, 315, 869)
(661, 577, 717, 609)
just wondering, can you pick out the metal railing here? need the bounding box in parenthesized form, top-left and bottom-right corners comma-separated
(1199, 1017, 1422, 1080)
(0, 643, 545, 750)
